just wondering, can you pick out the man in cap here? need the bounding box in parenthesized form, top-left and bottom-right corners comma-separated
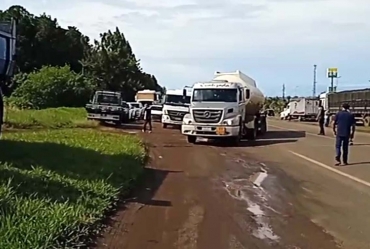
(332, 103, 356, 165)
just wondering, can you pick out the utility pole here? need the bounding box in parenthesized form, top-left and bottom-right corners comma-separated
(313, 65, 317, 97)
(282, 84, 285, 100)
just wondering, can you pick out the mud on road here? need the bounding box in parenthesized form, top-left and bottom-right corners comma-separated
(96, 123, 341, 249)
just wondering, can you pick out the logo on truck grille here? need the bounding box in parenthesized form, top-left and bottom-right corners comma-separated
(204, 111, 211, 118)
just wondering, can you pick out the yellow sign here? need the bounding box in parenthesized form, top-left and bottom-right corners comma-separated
(327, 68, 338, 78)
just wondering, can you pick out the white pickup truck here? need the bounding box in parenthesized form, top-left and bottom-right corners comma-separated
(162, 88, 191, 128)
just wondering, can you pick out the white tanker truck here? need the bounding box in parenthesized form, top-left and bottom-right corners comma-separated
(181, 70, 267, 145)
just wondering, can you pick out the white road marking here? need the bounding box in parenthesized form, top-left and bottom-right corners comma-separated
(289, 151, 370, 188)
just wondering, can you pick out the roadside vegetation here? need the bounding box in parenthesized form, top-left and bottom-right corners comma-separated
(4, 106, 97, 129)
(0, 128, 145, 248)
(0, 5, 151, 248)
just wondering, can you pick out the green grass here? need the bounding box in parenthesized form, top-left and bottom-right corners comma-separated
(4, 107, 98, 129)
(0, 129, 146, 248)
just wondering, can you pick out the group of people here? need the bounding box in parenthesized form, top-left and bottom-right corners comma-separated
(317, 103, 356, 166)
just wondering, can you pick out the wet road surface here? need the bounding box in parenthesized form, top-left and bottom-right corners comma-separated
(96, 120, 370, 249)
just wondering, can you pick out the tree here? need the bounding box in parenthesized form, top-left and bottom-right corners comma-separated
(1, 5, 163, 107)
(10, 65, 95, 109)
(81, 27, 161, 101)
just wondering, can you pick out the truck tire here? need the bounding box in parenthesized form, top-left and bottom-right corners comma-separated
(162, 123, 167, 128)
(246, 128, 257, 140)
(257, 118, 267, 135)
(187, 136, 196, 143)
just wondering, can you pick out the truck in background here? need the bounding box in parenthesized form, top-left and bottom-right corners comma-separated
(135, 89, 161, 106)
(325, 88, 370, 126)
(85, 91, 129, 125)
(162, 88, 191, 128)
(0, 19, 17, 136)
(181, 70, 267, 145)
(284, 98, 319, 121)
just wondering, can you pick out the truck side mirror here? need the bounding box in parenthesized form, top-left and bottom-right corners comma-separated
(183, 89, 187, 97)
(245, 89, 250, 99)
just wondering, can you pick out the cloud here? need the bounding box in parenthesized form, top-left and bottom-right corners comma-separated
(1, 0, 370, 95)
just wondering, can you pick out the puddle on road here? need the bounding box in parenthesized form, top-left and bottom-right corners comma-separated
(223, 167, 280, 243)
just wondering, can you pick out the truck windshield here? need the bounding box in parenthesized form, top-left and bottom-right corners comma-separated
(192, 89, 237, 102)
(164, 94, 190, 105)
(95, 94, 120, 105)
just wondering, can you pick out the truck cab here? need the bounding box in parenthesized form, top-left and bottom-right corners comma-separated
(0, 19, 16, 135)
(161, 88, 191, 128)
(85, 91, 129, 125)
(182, 81, 247, 143)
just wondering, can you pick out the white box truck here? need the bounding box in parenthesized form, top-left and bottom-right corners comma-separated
(286, 98, 319, 121)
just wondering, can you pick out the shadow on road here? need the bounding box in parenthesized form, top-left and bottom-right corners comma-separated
(262, 130, 306, 139)
(199, 130, 306, 147)
(126, 167, 182, 207)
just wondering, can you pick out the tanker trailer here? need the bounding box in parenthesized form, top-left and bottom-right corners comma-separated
(181, 70, 266, 145)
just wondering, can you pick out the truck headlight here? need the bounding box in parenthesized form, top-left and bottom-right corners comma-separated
(222, 116, 239, 125)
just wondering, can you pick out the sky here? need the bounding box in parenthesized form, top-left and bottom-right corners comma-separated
(2, 0, 370, 97)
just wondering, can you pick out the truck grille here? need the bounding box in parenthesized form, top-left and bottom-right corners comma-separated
(193, 109, 223, 123)
(168, 110, 187, 121)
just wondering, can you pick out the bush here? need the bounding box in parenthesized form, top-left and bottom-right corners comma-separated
(4, 107, 97, 129)
(0, 129, 146, 248)
(9, 66, 95, 109)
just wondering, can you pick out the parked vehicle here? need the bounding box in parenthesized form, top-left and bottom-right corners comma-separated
(324, 88, 370, 126)
(135, 89, 162, 106)
(127, 102, 142, 120)
(0, 19, 16, 136)
(284, 98, 319, 121)
(181, 70, 266, 145)
(150, 104, 163, 121)
(280, 107, 290, 120)
(162, 88, 191, 128)
(85, 91, 129, 125)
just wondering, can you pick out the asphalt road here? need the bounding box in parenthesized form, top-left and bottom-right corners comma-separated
(96, 120, 370, 249)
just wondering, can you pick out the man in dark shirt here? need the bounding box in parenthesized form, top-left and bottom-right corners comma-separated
(317, 104, 325, 135)
(333, 103, 356, 165)
(142, 104, 152, 133)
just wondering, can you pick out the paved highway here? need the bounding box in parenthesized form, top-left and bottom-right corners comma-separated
(97, 120, 370, 249)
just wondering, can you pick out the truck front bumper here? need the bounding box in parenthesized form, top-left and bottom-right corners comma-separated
(87, 113, 120, 121)
(162, 114, 182, 125)
(181, 124, 240, 137)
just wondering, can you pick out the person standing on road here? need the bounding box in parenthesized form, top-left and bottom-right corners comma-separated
(317, 104, 325, 135)
(333, 103, 356, 165)
(142, 103, 152, 133)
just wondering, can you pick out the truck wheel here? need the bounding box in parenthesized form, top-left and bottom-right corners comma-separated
(187, 136, 196, 143)
(162, 123, 167, 128)
(257, 118, 267, 135)
(246, 128, 256, 140)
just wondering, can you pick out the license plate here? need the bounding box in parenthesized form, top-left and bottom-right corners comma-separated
(216, 127, 226, 135)
(202, 127, 212, 131)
